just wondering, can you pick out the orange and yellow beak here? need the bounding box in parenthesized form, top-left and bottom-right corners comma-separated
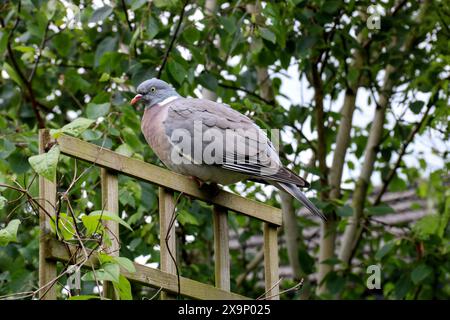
(130, 94, 143, 105)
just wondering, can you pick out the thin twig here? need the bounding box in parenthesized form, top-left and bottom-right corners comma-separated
(157, 0, 190, 79)
(165, 192, 184, 298)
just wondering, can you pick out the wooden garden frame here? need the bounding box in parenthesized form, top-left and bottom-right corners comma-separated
(38, 129, 282, 300)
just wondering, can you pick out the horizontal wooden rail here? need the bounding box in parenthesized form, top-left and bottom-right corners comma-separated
(57, 134, 282, 226)
(46, 239, 248, 300)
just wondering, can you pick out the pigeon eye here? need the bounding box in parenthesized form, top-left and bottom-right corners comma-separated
(150, 87, 156, 93)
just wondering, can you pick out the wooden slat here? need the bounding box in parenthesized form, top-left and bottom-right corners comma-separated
(263, 223, 279, 300)
(38, 129, 57, 300)
(159, 187, 177, 299)
(46, 239, 248, 300)
(101, 168, 119, 299)
(213, 205, 230, 291)
(57, 134, 281, 226)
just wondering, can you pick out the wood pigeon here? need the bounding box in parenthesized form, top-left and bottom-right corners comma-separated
(131, 78, 325, 220)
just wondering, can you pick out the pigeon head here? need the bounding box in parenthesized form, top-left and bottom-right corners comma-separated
(131, 78, 180, 108)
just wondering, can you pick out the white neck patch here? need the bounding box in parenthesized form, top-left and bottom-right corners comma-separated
(159, 96, 179, 106)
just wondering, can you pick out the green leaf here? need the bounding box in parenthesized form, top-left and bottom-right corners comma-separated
(3, 62, 23, 87)
(115, 143, 134, 157)
(177, 210, 199, 226)
(413, 214, 440, 240)
(54, 117, 95, 138)
(86, 102, 110, 119)
(410, 101, 425, 114)
(146, 16, 160, 40)
(113, 257, 136, 273)
(49, 212, 76, 240)
(0, 196, 7, 210)
(122, 127, 142, 150)
(113, 274, 133, 300)
(168, 60, 186, 85)
(367, 204, 395, 216)
(131, 0, 148, 11)
(69, 295, 101, 300)
(99, 73, 110, 82)
(260, 27, 276, 44)
(337, 204, 353, 217)
(89, 5, 113, 24)
(411, 264, 432, 284)
(198, 72, 218, 91)
(82, 263, 120, 283)
(0, 219, 21, 246)
(375, 241, 395, 260)
(45, 0, 57, 20)
(82, 210, 132, 233)
(28, 145, 60, 182)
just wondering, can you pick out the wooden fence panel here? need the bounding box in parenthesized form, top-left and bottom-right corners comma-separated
(38, 130, 57, 300)
(213, 205, 230, 291)
(38, 131, 282, 300)
(101, 168, 119, 299)
(263, 223, 280, 300)
(159, 187, 177, 299)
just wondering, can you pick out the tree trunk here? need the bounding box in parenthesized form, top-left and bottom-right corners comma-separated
(338, 1, 431, 264)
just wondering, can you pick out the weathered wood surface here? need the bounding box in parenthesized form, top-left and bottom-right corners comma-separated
(263, 223, 280, 300)
(38, 129, 57, 300)
(46, 239, 248, 300)
(213, 205, 230, 291)
(159, 187, 177, 299)
(57, 134, 282, 226)
(101, 168, 119, 299)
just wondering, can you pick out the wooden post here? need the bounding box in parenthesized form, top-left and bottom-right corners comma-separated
(159, 187, 177, 299)
(213, 205, 230, 291)
(263, 223, 279, 300)
(38, 129, 57, 300)
(101, 168, 119, 299)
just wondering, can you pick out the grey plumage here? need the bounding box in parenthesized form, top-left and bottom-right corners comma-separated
(134, 78, 326, 221)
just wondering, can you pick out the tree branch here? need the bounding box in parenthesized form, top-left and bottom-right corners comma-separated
(157, 0, 189, 79)
(218, 83, 276, 106)
(120, 0, 133, 31)
(373, 95, 435, 205)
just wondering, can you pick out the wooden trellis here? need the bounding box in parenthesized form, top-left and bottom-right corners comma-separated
(38, 129, 282, 300)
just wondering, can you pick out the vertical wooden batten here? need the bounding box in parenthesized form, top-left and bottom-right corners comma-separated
(159, 187, 177, 299)
(101, 168, 119, 299)
(263, 223, 280, 300)
(213, 205, 230, 291)
(38, 129, 57, 300)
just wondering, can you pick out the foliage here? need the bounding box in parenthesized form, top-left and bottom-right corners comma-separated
(0, 0, 448, 300)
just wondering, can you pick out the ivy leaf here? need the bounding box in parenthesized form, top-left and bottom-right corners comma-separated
(115, 143, 134, 157)
(89, 5, 113, 24)
(0, 219, 21, 246)
(113, 275, 133, 300)
(49, 212, 76, 240)
(82, 263, 120, 283)
(28, 145, 60, 182)
(113, 257, 136, 273)
(51, 117, 95, 138)
(82, 210, 132, 234)
(411, 264, 432, 284)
